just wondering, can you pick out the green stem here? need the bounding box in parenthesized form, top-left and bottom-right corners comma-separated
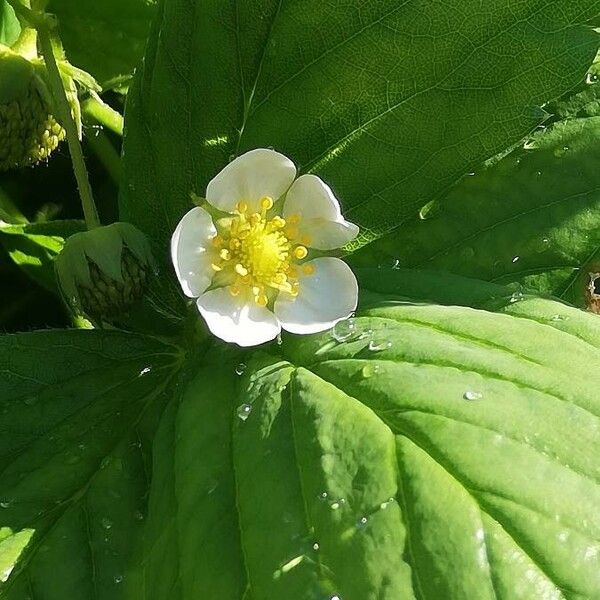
(36, 23, 100, 229)
(81, 95, 124, 136)
(86, 129, 122, 185)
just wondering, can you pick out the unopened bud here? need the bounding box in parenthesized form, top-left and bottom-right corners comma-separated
(55, 222, 155, 321)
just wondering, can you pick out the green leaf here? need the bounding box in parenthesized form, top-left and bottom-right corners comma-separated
(135, 281, 600, 599)
(0, 329, 181, 598)
(46, 0, 156, 89)
(0, 220, 85, 293)
(0, 1, 20, 47)
(0, 528, 33, 584)
(121, 0, 600, 269)
(351, 116, 600, 308)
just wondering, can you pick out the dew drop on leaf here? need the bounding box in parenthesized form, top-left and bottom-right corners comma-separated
(331, 318, 356, 342)
(0, 501, 11, 509)
(236, 403, 252, 421)
(101, 517, 113, 530)
(368, 340, 392, 352)
(312, 542, 320, 551)
(235, 363, 247, 375)
(114, 575, 123, 584)
(464, 390, 483, 401)
(586, 73, 598, 84)
(510, 291, 524, 304)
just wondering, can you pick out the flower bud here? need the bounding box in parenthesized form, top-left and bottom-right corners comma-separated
(0, 44, 65, 170)
(55, 223, 155, 321)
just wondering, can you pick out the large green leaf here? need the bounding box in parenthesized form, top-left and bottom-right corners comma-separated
(352, 115, 600, 308)
(47, 0, 156, 89)
(0, 330, 181, 599)
(121, 0, 600, 270)
(132, 275, 600, 599)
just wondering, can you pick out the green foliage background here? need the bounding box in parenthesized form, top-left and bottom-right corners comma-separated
(2, 1, 600, 599)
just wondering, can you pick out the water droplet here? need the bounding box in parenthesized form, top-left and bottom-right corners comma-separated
(134, 510, 144, 521)
(276, 333, 283, 346)
(235, 363, 247, 376)
(236, 404, 252, 421)
(586, 73, 598, 85)
(139, 367, 151, 376)
(101, 517, 113, 530)
(319, 492, 328, 501)
(114, 575, 123, 584)
(391, 258, 401, 270)
(312, 542, 320, 551)
(368, 340, 392, 352)
(510, 291, 524, 304)
(380, 497, 395, 510)
(331, 318, 357, 342)
(0, 501, 11, 509)
(358, 516, 368, 527)
(418, 200, 439, 220)
(512, 256, 520, 263)
(331, 595, 341, 600)
(358, 328, 374, 340)
(361, 364, 379, 378)
(550, 314, 568, 322)
(330, 502, 340, 510)
(464, 390, 483, 401)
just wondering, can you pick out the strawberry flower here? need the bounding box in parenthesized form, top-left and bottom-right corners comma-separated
(171, 149, 359, 346)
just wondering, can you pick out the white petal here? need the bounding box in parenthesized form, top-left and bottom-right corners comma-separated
(274, 257, 358, 335)
(283, 174, 359, 250)
(206, 149, 296, 213)
(171, 206, 217, 298)
(197, 288, 281, 347)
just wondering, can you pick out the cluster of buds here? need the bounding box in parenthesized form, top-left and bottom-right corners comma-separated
(55, 223, 155, 322)
(0, 44, 68, 170)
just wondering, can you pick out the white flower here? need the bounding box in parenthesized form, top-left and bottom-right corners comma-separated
(171, 148, 359, 347)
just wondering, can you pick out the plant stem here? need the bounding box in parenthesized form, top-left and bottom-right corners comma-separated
(85, 129, 122, 185)
(36, 22, 101, 229)
(81, 95, 124, 136)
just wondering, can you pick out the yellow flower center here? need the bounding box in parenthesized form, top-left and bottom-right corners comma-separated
(211, 197, 313, 305)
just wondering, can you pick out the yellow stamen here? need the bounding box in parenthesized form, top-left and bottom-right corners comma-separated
(302, 264, 316, 276)
(235, 263, 249, 277)
(256, 294, 269, 307)
(219, 248, 231, 260)
(211, 263, 222, 272)
(236, 201, 248, 214)
(293, 246, 308, 260)
(260, 196, 274, 210)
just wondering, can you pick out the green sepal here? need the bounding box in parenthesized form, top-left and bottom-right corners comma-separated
(54, 222, 155, 318)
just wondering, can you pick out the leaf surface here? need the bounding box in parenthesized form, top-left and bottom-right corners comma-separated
(121, 0, 600, 270)
(47, 0, 156, 89)
(0, 220, 84, 293)
(133, 274, 600, 599)
(352, 116, 600, 308)
(0, 330, 181, 599)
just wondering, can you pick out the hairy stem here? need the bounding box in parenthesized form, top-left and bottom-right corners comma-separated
(37, 24, 100, 229)
(81, 95, 124, 136)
